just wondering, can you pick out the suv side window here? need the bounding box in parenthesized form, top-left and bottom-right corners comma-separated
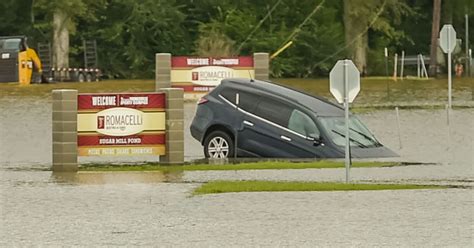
(255, 97, 292, 127)
(288, 109, 320, 138)
(254, 97, 320, 138)
(220, 88, 260, 113)
(220, 87, 238, 104)
(238, 91, 260, 113)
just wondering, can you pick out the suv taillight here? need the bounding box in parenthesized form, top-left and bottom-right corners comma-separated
(197, 97, 209, 105)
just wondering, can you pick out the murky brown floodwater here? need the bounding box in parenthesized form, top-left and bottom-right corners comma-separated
(1, 96, 473, 246)
(1, 97, 473, 167)
(0, 97, 202, 168)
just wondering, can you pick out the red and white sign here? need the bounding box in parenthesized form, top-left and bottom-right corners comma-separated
(191, 66, 235, 86)
(171, 56, 253, 68)
(78, 134, 165, 146)
(77, 92, 166, 156)
(78, 93, 165, 110)
(95, 107, 144, 136)
(171, 56, 255, 92)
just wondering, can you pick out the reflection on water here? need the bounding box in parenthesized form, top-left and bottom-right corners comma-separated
(0, 97, 473, 169)
(51, 170, 183, 185)
(1, 88, 473, 247)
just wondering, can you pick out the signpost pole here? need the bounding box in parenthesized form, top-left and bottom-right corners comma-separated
(329, 59, 360, 183)
(400, 50, 405, 80)
(448, 50, 452, 108)
(417, 54, 421, 78)
(470, 49, 472, 77)
(393, 53, 398, 81)
(466, 14, 469, 77)
(448, 32, 452, 109)
(440, 25, 456, 109)
(344, 59, 350, 183)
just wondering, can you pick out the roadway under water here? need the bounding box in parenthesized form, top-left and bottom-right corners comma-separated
(1, 97, 473, 246)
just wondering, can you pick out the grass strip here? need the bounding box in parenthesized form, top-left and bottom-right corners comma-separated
(80, 161, 400, 172)
(351, 104, 473, 113)
(193, 181, 447, 195)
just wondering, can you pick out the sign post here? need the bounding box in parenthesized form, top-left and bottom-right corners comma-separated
(329, 59, 360, 183)
(466, 14, 469, 77)
(470, 49, 472, 77)
(439, 24, 457, 109)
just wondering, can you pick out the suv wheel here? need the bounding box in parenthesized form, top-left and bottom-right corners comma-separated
(204, 131, 234, 158)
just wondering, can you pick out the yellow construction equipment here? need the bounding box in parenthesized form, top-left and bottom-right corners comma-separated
(0, 36, 44, 85)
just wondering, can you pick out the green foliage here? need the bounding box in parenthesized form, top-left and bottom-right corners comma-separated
(0, 0, 33, 34)
(0, 0, 472, 78)
(78, 0, 187, 78)
(32, 0, 103, 36)
(194, 0, 344, 77)
(195, 21, 236, 56)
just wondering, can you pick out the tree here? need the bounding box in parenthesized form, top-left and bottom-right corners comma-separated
(79, 0, 187, 78)
(196, 26, 236, 56)
(0, 0, 34, 37)
(194, 0, 345, 77)
(344, 0, 370, 74)
(33, 0, 101, 68)
(343, 0, 412, 75)
(2, 0, 466, 78)
(429, 0, 442, 76)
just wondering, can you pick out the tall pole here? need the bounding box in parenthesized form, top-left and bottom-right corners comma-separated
(470, 49, 472, 77)
(400, 50, 405, 80)
(417, 54, 421, 77)
(448, 29, 452, 109)
(393, 53, 398, 81)
(448, 50, 452, 108)
(344, 60, 350, 183)
(429, 0, 442, 76)
(466, 14, 470, 77)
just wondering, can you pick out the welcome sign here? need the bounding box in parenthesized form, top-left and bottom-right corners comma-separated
(171, 56, 255, 92)
(77, 93, 166, 156)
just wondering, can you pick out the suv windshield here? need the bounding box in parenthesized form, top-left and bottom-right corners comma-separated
(319, 116, 381, 147)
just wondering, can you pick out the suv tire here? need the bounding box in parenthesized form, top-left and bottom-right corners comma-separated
(203, 130, 234, 158)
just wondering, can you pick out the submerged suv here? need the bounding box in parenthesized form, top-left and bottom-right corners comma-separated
(190, 78, 397, 159)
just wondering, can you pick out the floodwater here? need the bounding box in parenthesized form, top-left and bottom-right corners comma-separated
(1, 97, 472, 167)
(1, 96, 473, 246)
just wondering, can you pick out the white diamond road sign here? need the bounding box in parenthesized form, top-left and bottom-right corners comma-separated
(439, 24, 457, 53)
(329, 59, 360, 104)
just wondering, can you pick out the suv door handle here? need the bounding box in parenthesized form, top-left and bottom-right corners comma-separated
(280, 135, 291, 142)
(243, 120, 254, 127)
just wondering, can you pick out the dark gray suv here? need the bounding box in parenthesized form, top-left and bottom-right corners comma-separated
(190, 78, 397, 159)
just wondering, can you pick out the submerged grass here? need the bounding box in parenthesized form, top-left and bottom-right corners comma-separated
(351, 104, 474, 113)
(0, 80, 155, 98)
(278, 77, 474, 105)
(193, 180, 447, 195)
(80, 161, 400, 172)
(1, 77, 472, 106)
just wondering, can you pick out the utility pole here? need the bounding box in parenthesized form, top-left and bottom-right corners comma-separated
(429, 0, 442, 77)
(466, 14, 470, 77)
